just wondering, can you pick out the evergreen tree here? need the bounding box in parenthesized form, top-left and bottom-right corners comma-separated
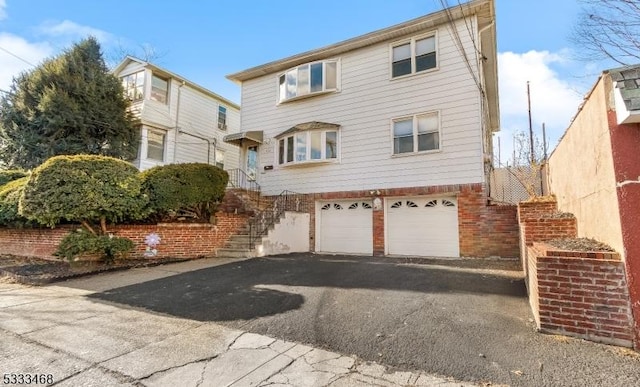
(0, 37, 140, 169)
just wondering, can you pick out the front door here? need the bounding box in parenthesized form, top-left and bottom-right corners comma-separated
(246, 145, 258, 180)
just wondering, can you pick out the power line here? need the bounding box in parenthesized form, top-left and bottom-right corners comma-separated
(0, 46, 36, 68)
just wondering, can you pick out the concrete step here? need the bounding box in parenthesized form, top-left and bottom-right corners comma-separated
(225, 239, 259, 249)
(216, 248, 257, 258)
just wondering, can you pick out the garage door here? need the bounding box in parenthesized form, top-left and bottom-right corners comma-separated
(387, 197, 459, 257)
(317, 200, 373, 254)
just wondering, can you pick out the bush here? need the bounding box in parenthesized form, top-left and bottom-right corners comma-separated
(141, 163, 228, 222)
(20, 155, 148, 232)
(0, 177, 32, 227)
(55, 229, 134, 263)
(0, 170, 28, 186)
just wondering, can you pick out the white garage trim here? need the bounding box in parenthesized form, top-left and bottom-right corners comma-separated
(385, 196, 460, 257)
(316, 199, 373, 255)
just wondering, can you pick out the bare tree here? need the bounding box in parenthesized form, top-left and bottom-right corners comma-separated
(105, 41, 168, 69)
(511, 131, 545, 199)
(571, 0, 640, 66)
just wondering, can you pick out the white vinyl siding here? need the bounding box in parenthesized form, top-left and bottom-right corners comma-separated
(240, 17, 482, 195)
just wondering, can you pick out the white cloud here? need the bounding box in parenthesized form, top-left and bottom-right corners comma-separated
(0, 33, 52, 90)
(0, 0, 7, 21)
(38, 20, 113, 43)
(494, 50, 590, 166)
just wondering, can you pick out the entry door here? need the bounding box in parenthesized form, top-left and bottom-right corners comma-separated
(246, 145, 258, 180)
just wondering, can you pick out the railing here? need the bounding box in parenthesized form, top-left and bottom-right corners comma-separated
(248, 190, 308, 249)
(227, 168, 261, 205)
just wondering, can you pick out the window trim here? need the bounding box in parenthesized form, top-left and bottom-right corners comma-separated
(150, 73, 169, 104)
(277, 59, 340, 104)
(390, 110, 441, 156)
(389, 32, 438, 80)
(146, 129, 167, 162)
(275, 129, 339, 167)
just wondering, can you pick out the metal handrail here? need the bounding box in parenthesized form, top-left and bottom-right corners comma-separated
(227, 168, 261, 206)
(247, 190, 308, 249)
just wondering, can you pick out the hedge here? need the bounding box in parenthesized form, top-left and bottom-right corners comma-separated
(0, 177, 31, 227)
(0, 170, 27, 187)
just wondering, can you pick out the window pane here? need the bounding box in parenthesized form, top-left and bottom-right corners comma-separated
(310, 131, 322, 159)
(416, 37, 435, 55)
(310, 63, 323, 93)
(286, 70, 297, 99)
(278, 139, 285, 164)
(392, 58, 412, 77)
(417, 114, 438, 133)
(296, 133, 307, 161)
(393, 119, 414, 154)
(286, 136, 294, 162)
(151, 75, 168, 103)
(393, 119, 413, 136)
(418, 132, 439, 151)
(147, 131, 165, 161)
(298, 65, 310, 96)
(392, 43, 411, 61)
(416, 52, 436, 72)
(325, 61, 337, 90)
(135, 71, 144, 86)
(215, 150, 225, 169)
(279, 75, 286, 102)
(325, 131, 337, 159)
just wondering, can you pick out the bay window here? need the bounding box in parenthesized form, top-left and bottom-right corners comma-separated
(278, 129, 338, 165)
(278, 60, 339, 103)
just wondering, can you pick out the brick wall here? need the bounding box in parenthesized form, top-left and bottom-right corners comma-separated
(306, 183, 520, 258)
(0, 213, 249, 260)
(531, 242, 634, 347)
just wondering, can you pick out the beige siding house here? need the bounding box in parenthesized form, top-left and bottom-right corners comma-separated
(113, 57, 240, 171)
(225, 0, 512, 258)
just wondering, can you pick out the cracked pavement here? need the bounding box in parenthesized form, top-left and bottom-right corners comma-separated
(0, 258, 475, 387)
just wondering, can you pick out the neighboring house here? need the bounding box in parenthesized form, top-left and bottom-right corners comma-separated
(113, 57, 240, 171)
(546, 64, 640, 346)
(224, 0, 518, 258)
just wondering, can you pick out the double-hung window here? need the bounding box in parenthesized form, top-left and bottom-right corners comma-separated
(278, 130, 338, 165)
(392, 112, 440, 155)
(147, 130, 166, 161)
(278, 60, 339, 103)
(218, 105, 227, 130)
(150, 74, 169, 103)
(391, 34, 437, 78)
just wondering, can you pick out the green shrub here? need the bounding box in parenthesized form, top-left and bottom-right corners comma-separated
(55, 229, 134, 263)
(0, 177, 32, 227)
(0, 170, 28, 187)
(20, 155, 148, 233)
(141, 163, 228, 222)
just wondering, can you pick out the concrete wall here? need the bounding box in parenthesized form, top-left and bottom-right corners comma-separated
(547, 75, 624, 255)
(257, 212, 310, 256)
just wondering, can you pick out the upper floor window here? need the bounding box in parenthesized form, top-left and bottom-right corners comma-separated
(122, 71, 144, 101)
(218, 105, 227, 130)
(278, 60, 339, 103)
(278, 129, 338, 165)
(150, 74, 169, 104)
(392, 111, 440, 155)
(391, 34, 437, 78)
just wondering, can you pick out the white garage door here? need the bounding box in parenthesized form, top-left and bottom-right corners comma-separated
(387, 197, 459, 257)
(317, 200, 373, 255)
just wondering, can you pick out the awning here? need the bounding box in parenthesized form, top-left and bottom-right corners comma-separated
(275, 121, 340, 138)
(223, 131, 263, 145)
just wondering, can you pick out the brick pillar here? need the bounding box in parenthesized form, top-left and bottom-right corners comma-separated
(373, 198, 384, 256)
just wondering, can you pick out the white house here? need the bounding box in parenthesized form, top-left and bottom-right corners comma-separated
(224, 0, 515, 258)
(113, 57, 240, 172)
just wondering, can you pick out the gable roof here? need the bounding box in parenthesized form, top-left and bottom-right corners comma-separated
(609, 64, 640, 111)
(112, 56, 240, 110)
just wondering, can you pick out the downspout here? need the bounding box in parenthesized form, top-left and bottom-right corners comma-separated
(173, 80, 185, 163)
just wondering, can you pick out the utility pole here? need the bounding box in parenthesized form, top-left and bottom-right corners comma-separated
(527, 81, 534, 164)
(542, 122, 548, 161)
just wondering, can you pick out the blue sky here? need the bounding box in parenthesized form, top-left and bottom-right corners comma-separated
(0, 0, 611, 165)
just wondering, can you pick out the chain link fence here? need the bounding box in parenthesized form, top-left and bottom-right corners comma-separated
(489, 165, 547, 204)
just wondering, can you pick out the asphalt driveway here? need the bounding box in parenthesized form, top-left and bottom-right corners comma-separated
(90, 254, 640, 387)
